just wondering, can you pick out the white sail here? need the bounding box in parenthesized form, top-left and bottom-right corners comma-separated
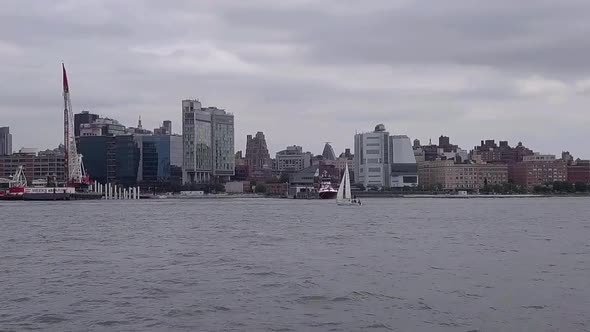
(336, 173, 345, 200)
(345, 163, 352, 200)
(337, 164, 352, 205)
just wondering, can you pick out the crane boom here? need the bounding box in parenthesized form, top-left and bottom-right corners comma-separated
(62, 63, 84, 185)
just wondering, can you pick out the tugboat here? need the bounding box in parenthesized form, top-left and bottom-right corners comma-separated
(318, 170, 338, 199)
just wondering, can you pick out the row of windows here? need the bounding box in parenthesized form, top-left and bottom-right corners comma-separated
(454, 175, 507, 178)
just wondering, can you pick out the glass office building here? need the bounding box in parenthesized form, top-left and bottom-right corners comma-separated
(182, 100, 234, 184)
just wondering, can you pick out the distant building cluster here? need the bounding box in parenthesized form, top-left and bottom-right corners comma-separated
(2, 103, 590, 195)
(414, 136, 588, 191)
(70, 111, 184, 189)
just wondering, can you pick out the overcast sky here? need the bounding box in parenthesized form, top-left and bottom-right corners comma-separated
(1, 0, 589, 158)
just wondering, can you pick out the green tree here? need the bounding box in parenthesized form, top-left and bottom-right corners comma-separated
(552, 181, 574, 193)
(255, 184, 267, 193)
(533, 185, 549, 193)
(574, 182, 588, 192)
(564, 181, 575, 193)
(491, 184, 503, 193)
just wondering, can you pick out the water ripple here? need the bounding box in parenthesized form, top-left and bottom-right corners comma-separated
(0, 198, 588, 331)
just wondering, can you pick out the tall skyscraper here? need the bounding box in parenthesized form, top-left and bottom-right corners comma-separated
(0, 127, 12, 156)
(245, 132, 271, 170)
(182, 99, 234, 184)
(208, 107, 235, 179)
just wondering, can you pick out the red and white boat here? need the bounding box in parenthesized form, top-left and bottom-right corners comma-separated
(0, 166, 27, 200)
(318, 170, 338, 199)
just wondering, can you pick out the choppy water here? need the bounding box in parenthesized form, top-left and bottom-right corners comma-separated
(1, 198, 589, 331)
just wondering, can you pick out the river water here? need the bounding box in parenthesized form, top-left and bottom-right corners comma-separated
(1, 198, 589, 331)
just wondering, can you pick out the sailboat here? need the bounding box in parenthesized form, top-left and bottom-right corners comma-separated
(337, 164, 356, 206)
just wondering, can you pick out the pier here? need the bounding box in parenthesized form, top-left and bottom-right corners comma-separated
(89, 182, 140, 200)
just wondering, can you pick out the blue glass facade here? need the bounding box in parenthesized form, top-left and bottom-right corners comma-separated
(135, 135, 183, 184)
(78, 135, 139, 185)
(115, 136, 140, 186)
(78, 136, 113, 184)
(79, 134, 180, 186)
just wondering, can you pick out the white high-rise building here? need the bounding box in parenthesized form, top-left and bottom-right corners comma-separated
(354, 124, 390, 188)
(182, 100, 234, 184)
(354, 124, 418, 188)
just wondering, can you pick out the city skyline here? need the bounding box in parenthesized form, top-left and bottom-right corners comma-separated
(2, 1, 590, 158)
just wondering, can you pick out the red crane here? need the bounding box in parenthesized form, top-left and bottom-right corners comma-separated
(62, 63, 90, 186)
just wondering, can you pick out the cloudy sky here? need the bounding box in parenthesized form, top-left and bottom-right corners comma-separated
(1, 0, 590, 158)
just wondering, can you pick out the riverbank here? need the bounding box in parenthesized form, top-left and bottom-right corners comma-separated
(143, 193, 265, 199)
(352, 191, 590, 199)
(402, 194, 546, 199)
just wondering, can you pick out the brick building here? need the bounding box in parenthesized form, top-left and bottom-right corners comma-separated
(471, 140, 534, 163)
(418, 160, 508, 191)
(509, 154, 567, 188)
(0, 148, 65, 184)
(567, 160, 590, 184)
(245, 132, 272, 170)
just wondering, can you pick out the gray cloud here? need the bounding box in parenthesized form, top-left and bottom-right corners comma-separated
(223, 0, 590, 75)
(1, 0, 589, 158)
